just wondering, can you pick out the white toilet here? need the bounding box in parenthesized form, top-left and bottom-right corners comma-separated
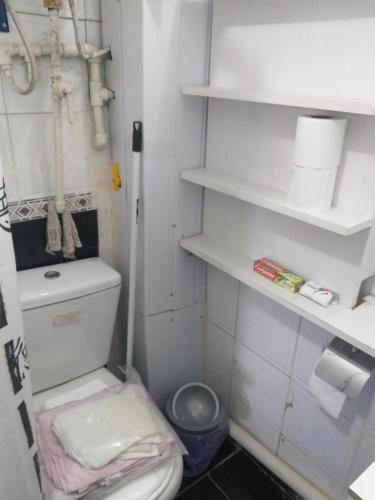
(18, 257, 183, 500)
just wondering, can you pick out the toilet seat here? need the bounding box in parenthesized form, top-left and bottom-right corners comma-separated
(33, 368, 183, 500)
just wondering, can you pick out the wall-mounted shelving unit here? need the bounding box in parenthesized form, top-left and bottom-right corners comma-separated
(181, 84, 375, 356)
(180, 234, 375, 357)
(183, 86, 375, 115)
(181, 168, 374, 236)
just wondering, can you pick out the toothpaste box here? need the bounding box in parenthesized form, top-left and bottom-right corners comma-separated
(253, 258, 305, 293)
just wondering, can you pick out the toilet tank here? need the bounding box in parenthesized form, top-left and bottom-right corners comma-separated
(18, 258, 121, 393)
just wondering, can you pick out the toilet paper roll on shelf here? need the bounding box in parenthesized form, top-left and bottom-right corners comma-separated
(288, 115, 347, 213)
(293, 115, 347, 169)
(309, 338, 373, 418)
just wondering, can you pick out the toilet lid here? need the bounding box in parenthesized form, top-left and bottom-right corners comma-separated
(93, 455, 179, 500)
(33, 368, 182, 500)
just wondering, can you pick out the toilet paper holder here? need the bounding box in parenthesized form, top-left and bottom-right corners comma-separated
(327, 338, 374, 368)
(315, 338, 374, 401)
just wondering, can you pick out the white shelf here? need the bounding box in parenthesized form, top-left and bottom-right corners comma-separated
(183, 86, 375, 115)
(180, 234, 375, 357)
(181, 168, 374, 236)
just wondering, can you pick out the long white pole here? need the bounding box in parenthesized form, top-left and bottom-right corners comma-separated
(126, 122, 142, 368)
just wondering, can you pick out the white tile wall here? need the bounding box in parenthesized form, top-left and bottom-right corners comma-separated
(207, 266, 238, 335)
(232, 341, 290, 429)
(204, 321, 235, 389)
(284, 381, 362, 480)
(134, 304, 204, 407)
(347, 430, 375, 487)
(205, 370, 230, 408)
(0, 115, 17, 201)
(205, 270, 375, 498)
(230, 394, 280, 454)
(0, 0, 114, 264)
(200, 1, 375, 498)
(237, 286, 300, 373)
(85, 0, 101, 21)
(278, 437, 344, 499)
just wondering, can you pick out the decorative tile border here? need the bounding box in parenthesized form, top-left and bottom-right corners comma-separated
(8, 193, 94, 223)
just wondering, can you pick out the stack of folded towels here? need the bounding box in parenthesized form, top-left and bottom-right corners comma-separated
(36, 381, 180, 500)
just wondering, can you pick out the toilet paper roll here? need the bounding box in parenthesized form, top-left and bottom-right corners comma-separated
(315, 348, 371, 399)
(287, 165, 337, 212)
(309, 372, 347, 419)
(294, 115, 347, 169)
(309, 342, 373, 418)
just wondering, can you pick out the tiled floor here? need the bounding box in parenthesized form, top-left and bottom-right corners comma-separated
(176, 437, 303, 500)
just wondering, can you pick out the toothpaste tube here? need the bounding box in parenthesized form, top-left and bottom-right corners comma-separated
(253, 258, 305, 293)
(299, 281, 338, 307)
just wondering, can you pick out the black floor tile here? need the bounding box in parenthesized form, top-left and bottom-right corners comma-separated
(177, 477, 227, 499)
(210, 450, 294, 500)
(241, 449, 301, 499)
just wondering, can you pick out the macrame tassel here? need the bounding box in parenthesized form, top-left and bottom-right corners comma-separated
(62, 208, 82, 260)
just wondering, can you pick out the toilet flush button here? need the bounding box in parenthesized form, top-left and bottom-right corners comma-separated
(44, 271, 61, 279)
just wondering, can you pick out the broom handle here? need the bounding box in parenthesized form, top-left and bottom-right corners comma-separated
(126, 121, 142, 368)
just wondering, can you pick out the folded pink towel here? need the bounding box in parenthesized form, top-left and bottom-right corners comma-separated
(36, 384, 176, 495)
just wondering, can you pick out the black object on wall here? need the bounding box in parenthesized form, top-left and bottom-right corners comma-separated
(11, 210, 99, 271)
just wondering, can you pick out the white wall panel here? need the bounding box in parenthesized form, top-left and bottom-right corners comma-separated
(207, 265, 238, 336)
(210, 0, 375, 99)
(85, 0, 101, 21)
(140, 0, 210, 315)
(278, 437, 344, 499)
(205, 321, 234, 389)
(237, 286, 300, 373)
(134, 304, 204, 406)
(232, 341, 290, 429)
(204, 370, 230, 407)
(203, 3, 375, 493)
(8, 112, 92, 200)
(284, 382, 361, 480)
(230, 394, 280, 454)
(0, 116, 17, 202)
(346, 430, 375, 490)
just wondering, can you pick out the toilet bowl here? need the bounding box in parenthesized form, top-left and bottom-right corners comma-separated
(19, 259, 183, 499)
(32, 368, 183, 500)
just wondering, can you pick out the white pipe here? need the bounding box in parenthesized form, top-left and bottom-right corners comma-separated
(0, 41, 114, 149)
(229, 420, 330, 500)
(126, 122, 142, 368)
(3, 0, 37, 95)
(89, 59, 114, 149)
(49, 8, 65, 214)
(0, 42, 103, 59)
(67, 0, 86, 59)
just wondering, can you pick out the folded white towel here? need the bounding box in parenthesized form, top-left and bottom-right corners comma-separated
(53, 392, 161, 469)
(120, 442, 160, 460)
